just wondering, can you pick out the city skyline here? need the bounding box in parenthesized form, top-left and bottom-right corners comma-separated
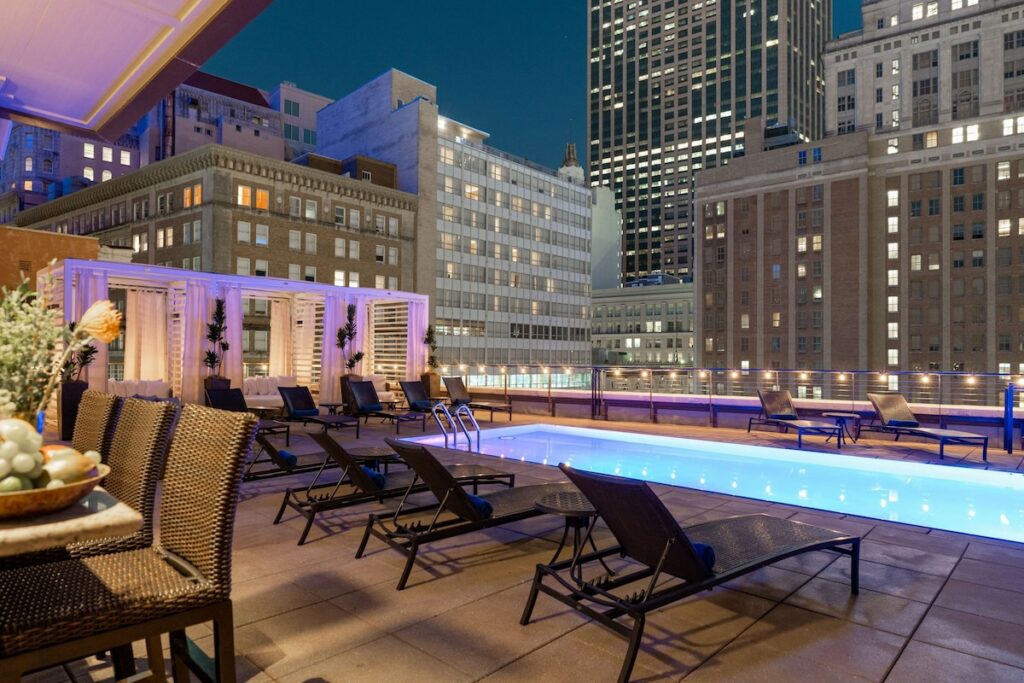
(204, 0, 865, 171)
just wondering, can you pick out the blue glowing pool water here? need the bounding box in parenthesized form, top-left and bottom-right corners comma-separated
(404, 424, 1024, 542)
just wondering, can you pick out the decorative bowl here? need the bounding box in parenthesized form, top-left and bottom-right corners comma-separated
(0, 464, 110, 520)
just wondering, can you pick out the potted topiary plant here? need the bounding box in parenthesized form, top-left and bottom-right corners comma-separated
(336, 303, 365, 411)
(203, 298, 231, 400)
(58, 326, 97, 440)
(421, 324, 440, 397)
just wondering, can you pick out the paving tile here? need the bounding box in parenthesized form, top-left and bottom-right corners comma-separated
(887, 640, 1024, 683)
(933, 579, 1024, 626)
(818, 557, 945, 603)
(721, 565, 813, 602)
(950, 556, 1024, 593)
(232, 568, 324, 626)
(962, 540, 1024, 568)
(277, 634, 470, 683)
(864, 526, 968, 556)
(785, 576, 928, 636)
(914, 605, 1024, 669)
(787, 512, 876, 537)
(858, 540, 959, 576)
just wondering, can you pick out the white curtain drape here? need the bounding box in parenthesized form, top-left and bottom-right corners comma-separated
(269, 298, 292, 377)
(180, 282, 209, 404)
(349, 297, 368, 376)
(123, 290, 167, 381)
(73, 270, 109, 392)
(406, 300, 428, 379)
(220, 285, 243, 388)
(318, 294, 344, 403)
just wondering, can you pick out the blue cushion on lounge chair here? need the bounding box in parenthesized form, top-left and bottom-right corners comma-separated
(277, 450, 298, 468)
(359, 466, 386, 489)
(769, 413, 798, 420)
(466, 493, 493, 519)
(292, 408, 319, 418)
(363, 402, 383, 413)
(887, 419, 919, 428)
(692, 542, 716, 572)
(451, 397, 470, 406)
(410, 399, 433, 411)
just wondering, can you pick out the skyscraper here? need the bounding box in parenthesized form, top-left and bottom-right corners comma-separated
(588, 0, 832, 282)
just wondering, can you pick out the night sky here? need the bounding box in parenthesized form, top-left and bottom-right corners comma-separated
(204, 1, 866, 170)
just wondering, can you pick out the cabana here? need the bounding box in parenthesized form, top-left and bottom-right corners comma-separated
(38, 259, 429, 406)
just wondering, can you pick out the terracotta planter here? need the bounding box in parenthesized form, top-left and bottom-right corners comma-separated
(59, 380, 89, 440)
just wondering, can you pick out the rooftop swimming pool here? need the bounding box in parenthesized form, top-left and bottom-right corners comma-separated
(405, 424, 1024, 542)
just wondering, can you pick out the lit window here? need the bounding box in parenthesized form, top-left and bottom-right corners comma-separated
(812, 235, 822, 252)
(998, 162, 1011, 180)
(102, 147, 113, 162)
(255, 189, 269, 210)
(889, 242, 900, 260)
(952, 127, 964, 144)
(797, 236, 808, 253)
(101, 170, 111, 182)
(237, 184, 252, 206)
(334, 270, 346, 287)
(304, 199, 317, 219)
(888, 269, 899, 286)
(812, 286, 823, 302)
(83, 143, 95, 159)
(22, 180, 32, 191)
(926, 2, 937, 17)
(888, 322, 899, 339)
(771, 312, 781, 328)
(887, 296, 899, 313)
(999, 219, 1011, 236)
(888, 349, 899, 366)
(349, 272, 359, 287)
(925, 131, 937, 148)
(887, 138, 898, 154)
(797, 264, 807, 278)
(887, 190, 899, 207)
(910, 254, 921, 270)
(464, 183, 480, 201)
(887, 217, 899, 233)
(24, 157, 32, 172)
(740, 314, 750, 329)
(891, 58, 899, 75)
(966, 125, 979, 142)
(911, 4, 923, 20)
(120, 150, 131, 166)
(83, 166, 94, 181)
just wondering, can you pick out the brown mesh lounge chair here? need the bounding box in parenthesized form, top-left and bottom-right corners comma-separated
(356, 439, 576, 589)
(521, 465, 861, 683)
(207, 387, 290, 445)
(350, 380, 426, 433)
(1, 398, 176, 572)
(748, 389, 843, 449)
(279, 385, 360, 437)
(71, 389, 122, 456)
(442, 376, 512, 422)
(276, 431, 514, 545)
(865, 392, 988, 460)
(400, 380, 438, 413)
(0, 404, 257, 682)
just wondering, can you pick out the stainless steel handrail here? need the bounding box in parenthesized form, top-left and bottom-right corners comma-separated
(431, 402, 454, 448)
(452, 404, 481, 452)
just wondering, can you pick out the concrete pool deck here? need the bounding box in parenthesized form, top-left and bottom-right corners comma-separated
(28, 413, 1024, 682)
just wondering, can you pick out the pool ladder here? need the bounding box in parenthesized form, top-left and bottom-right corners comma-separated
(431, 402, 481, 451)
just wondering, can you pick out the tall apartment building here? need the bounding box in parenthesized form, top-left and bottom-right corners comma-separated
(318, 69, 593, 366)
(269, 82, 333, 161)
(697, 0, 1024, 376)
(588, 0, 831, 281)
(14, 144, 417, 377)
(592, 278, 695, 365)
(137, 71, 284, 164)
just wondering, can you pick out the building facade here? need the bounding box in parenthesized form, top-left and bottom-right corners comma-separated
(270, 82, 333, 161)
(592, 280, 695, 365)
(587, 0, 832, 283)
(318, 69, 593, 366)
(697, 0, 1024, 376)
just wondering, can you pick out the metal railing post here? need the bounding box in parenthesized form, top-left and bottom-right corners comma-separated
(547, 369, 554, 417)
(1005, 382, 1015, 454)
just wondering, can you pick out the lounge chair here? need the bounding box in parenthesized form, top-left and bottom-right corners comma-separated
(356, 438, 576, 589)
(349, 380, 426, 433)
(400, 380, 438, 413)
(71, 389, 122, 457)
(747, 389, 843, 448)
(207, 387, 290, 445)
(442, 376, 512, 422)
(279, 385, 360, 437)
(865, 392, 988, 460)
(276, 431, 515, 545)
(521, 465, 861, 683)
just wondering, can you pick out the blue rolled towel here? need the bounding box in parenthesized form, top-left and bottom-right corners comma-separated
(410, 399, 433, 411)
(277, 450, 298, 468)
(692, 542, 716, 572)
(466, 493, 493, 519)
(359, 466, 386, 489)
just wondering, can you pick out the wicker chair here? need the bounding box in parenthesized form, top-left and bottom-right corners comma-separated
(0, 404, 257, 682)
(0, 398, 177, 571)
(70, 389, 121, 457)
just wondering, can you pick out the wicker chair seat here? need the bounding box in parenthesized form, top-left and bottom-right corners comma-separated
(685, 514, 850, 574)
(0, 547, 220, 657)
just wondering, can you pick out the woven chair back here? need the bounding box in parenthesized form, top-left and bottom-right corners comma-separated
(757, 389, 798, 419)
(385, 438, 484, 521)
(442, 376, 471, 405)
(71, 390, 121, 458)
(349, 381, 380, 411)
(399, 380, 429, 404)
(205, 388, 249, 412)
(279, 385, 316, 414)
(309, 431, 383, 492)
(159, 405, 256, 591)
(103, 397, 177, 549)
(559, 464, 713, 582)
(867, 392, 918, 426)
